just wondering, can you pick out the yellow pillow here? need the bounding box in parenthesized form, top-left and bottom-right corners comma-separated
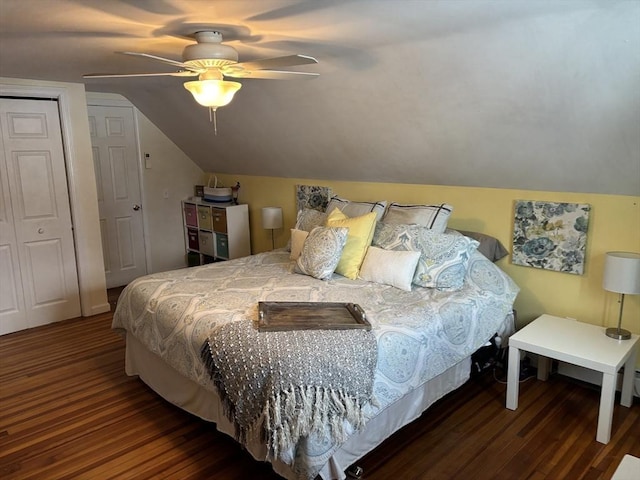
(325, 208, 377, 279)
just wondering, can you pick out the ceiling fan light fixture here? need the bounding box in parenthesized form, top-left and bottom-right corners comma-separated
(182, 31, 239, 67)
(84, 27, 318, 133)
(183, 79, 242, 109)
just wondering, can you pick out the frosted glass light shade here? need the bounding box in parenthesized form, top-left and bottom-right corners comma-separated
(603, 251, 640, 294)
(262, 207, 283, 230)
(184, 79, 241, 108)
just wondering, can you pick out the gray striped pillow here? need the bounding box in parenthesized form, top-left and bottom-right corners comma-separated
(325, 196, 387, 221)
(381, 203, 453, 233)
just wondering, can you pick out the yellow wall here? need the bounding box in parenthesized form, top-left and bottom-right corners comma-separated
(211, 173, 639, 337)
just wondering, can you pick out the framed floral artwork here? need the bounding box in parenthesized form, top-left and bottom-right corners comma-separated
(512, 200, 591, 275)
(295, 185, 332, 212)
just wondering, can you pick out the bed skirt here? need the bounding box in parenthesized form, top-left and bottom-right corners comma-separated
(124, 334, 471, 480)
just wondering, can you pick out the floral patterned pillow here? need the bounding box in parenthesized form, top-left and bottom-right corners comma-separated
(373, 223, 479, 290)
(287, 208, 329, 252)
(295, 226, 349, 280)
(295, 208, 328, 232)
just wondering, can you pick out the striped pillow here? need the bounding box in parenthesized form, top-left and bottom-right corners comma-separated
(325, 196, 387, 221)
(381, 203, 453, 233)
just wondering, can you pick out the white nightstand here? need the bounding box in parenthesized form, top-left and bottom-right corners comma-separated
(506, 314, 639, 444)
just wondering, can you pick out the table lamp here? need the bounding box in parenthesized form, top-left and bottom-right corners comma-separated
(262, 207, 283, 250)
(602, 251, 640, 340)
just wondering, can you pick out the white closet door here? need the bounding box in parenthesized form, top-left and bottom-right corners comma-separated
(88, 105, 146, 288)
(0, 131, 26, 334)
(0, 97, 81, 334)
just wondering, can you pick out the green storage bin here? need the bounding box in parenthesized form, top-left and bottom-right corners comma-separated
(187, 251, 200, 267)
(216, 233, 229, 259)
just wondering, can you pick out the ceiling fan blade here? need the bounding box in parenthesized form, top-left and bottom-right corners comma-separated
(117, 51, 203, 72)
(224, 70, 320, 80)
(83, 71, 198, 79)
(246, 0, 353, 22)
(226, 54, 318, 73)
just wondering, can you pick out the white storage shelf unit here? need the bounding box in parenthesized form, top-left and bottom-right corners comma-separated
(182, 200, 250, 265)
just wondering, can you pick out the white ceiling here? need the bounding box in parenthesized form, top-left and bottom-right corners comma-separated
(1, 0, 639, 195)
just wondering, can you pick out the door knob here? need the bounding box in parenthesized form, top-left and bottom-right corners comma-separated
(133, 204, 141, 211)
(38, 228, 44, 234)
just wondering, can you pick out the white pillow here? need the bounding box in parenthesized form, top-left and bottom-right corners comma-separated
(289, 229, 309, 260)
(358, 246, 421, 292)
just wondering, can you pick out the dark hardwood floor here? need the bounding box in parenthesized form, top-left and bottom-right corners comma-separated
(1, 306, 638, 479)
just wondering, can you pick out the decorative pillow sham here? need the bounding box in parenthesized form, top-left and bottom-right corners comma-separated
(295, 226, 349, 280)
(289, 229, 309, 260)
(359, 246, 421, 292)
(325, 209, 377, 280)
(381, 203, 453, 233)
(288, 208, 328, 251)
(373, 223, 479, 290)
(295, 208, 328, 232)
(326, 196, 387, 221)
(457, 230, 509, 262)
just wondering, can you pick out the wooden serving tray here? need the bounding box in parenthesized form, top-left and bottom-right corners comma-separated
(257, 301, 370, 332)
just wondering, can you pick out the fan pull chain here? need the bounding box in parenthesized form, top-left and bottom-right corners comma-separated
(209, 107, 218, 136)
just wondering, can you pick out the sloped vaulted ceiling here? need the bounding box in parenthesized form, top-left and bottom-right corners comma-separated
(0, 0, 638, 195)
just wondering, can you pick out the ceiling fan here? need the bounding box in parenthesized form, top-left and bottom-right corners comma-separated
(84, 30, 319, 133)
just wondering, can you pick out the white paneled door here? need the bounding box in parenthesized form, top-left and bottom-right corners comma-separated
(0, 97, 81, 335)
(88, 105, 146, 288)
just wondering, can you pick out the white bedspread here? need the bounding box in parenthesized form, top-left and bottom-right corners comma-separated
(113, 249, 519, 478)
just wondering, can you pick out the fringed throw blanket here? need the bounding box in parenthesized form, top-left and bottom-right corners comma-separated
(200, 320, 377, 463)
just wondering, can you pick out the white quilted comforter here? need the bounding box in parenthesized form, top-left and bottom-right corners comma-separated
(113, 249, 519, 478)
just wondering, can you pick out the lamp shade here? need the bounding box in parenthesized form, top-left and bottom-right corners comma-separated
(603, 251, 640, 294)
(262, 207, 283, 230)
(183, 79, 241, 109)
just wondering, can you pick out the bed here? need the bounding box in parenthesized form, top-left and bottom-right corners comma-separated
(112, 198, 519, 480)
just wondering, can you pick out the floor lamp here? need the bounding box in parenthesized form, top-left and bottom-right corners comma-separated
(602, 251, 640, 340)
(262, 207, 283, 250)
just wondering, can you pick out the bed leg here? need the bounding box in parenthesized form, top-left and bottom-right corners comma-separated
(346, 465, 364, 479)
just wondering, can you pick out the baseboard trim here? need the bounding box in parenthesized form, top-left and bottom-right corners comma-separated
(89, 303, 111, 316)
(557, 361, 640, 399)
